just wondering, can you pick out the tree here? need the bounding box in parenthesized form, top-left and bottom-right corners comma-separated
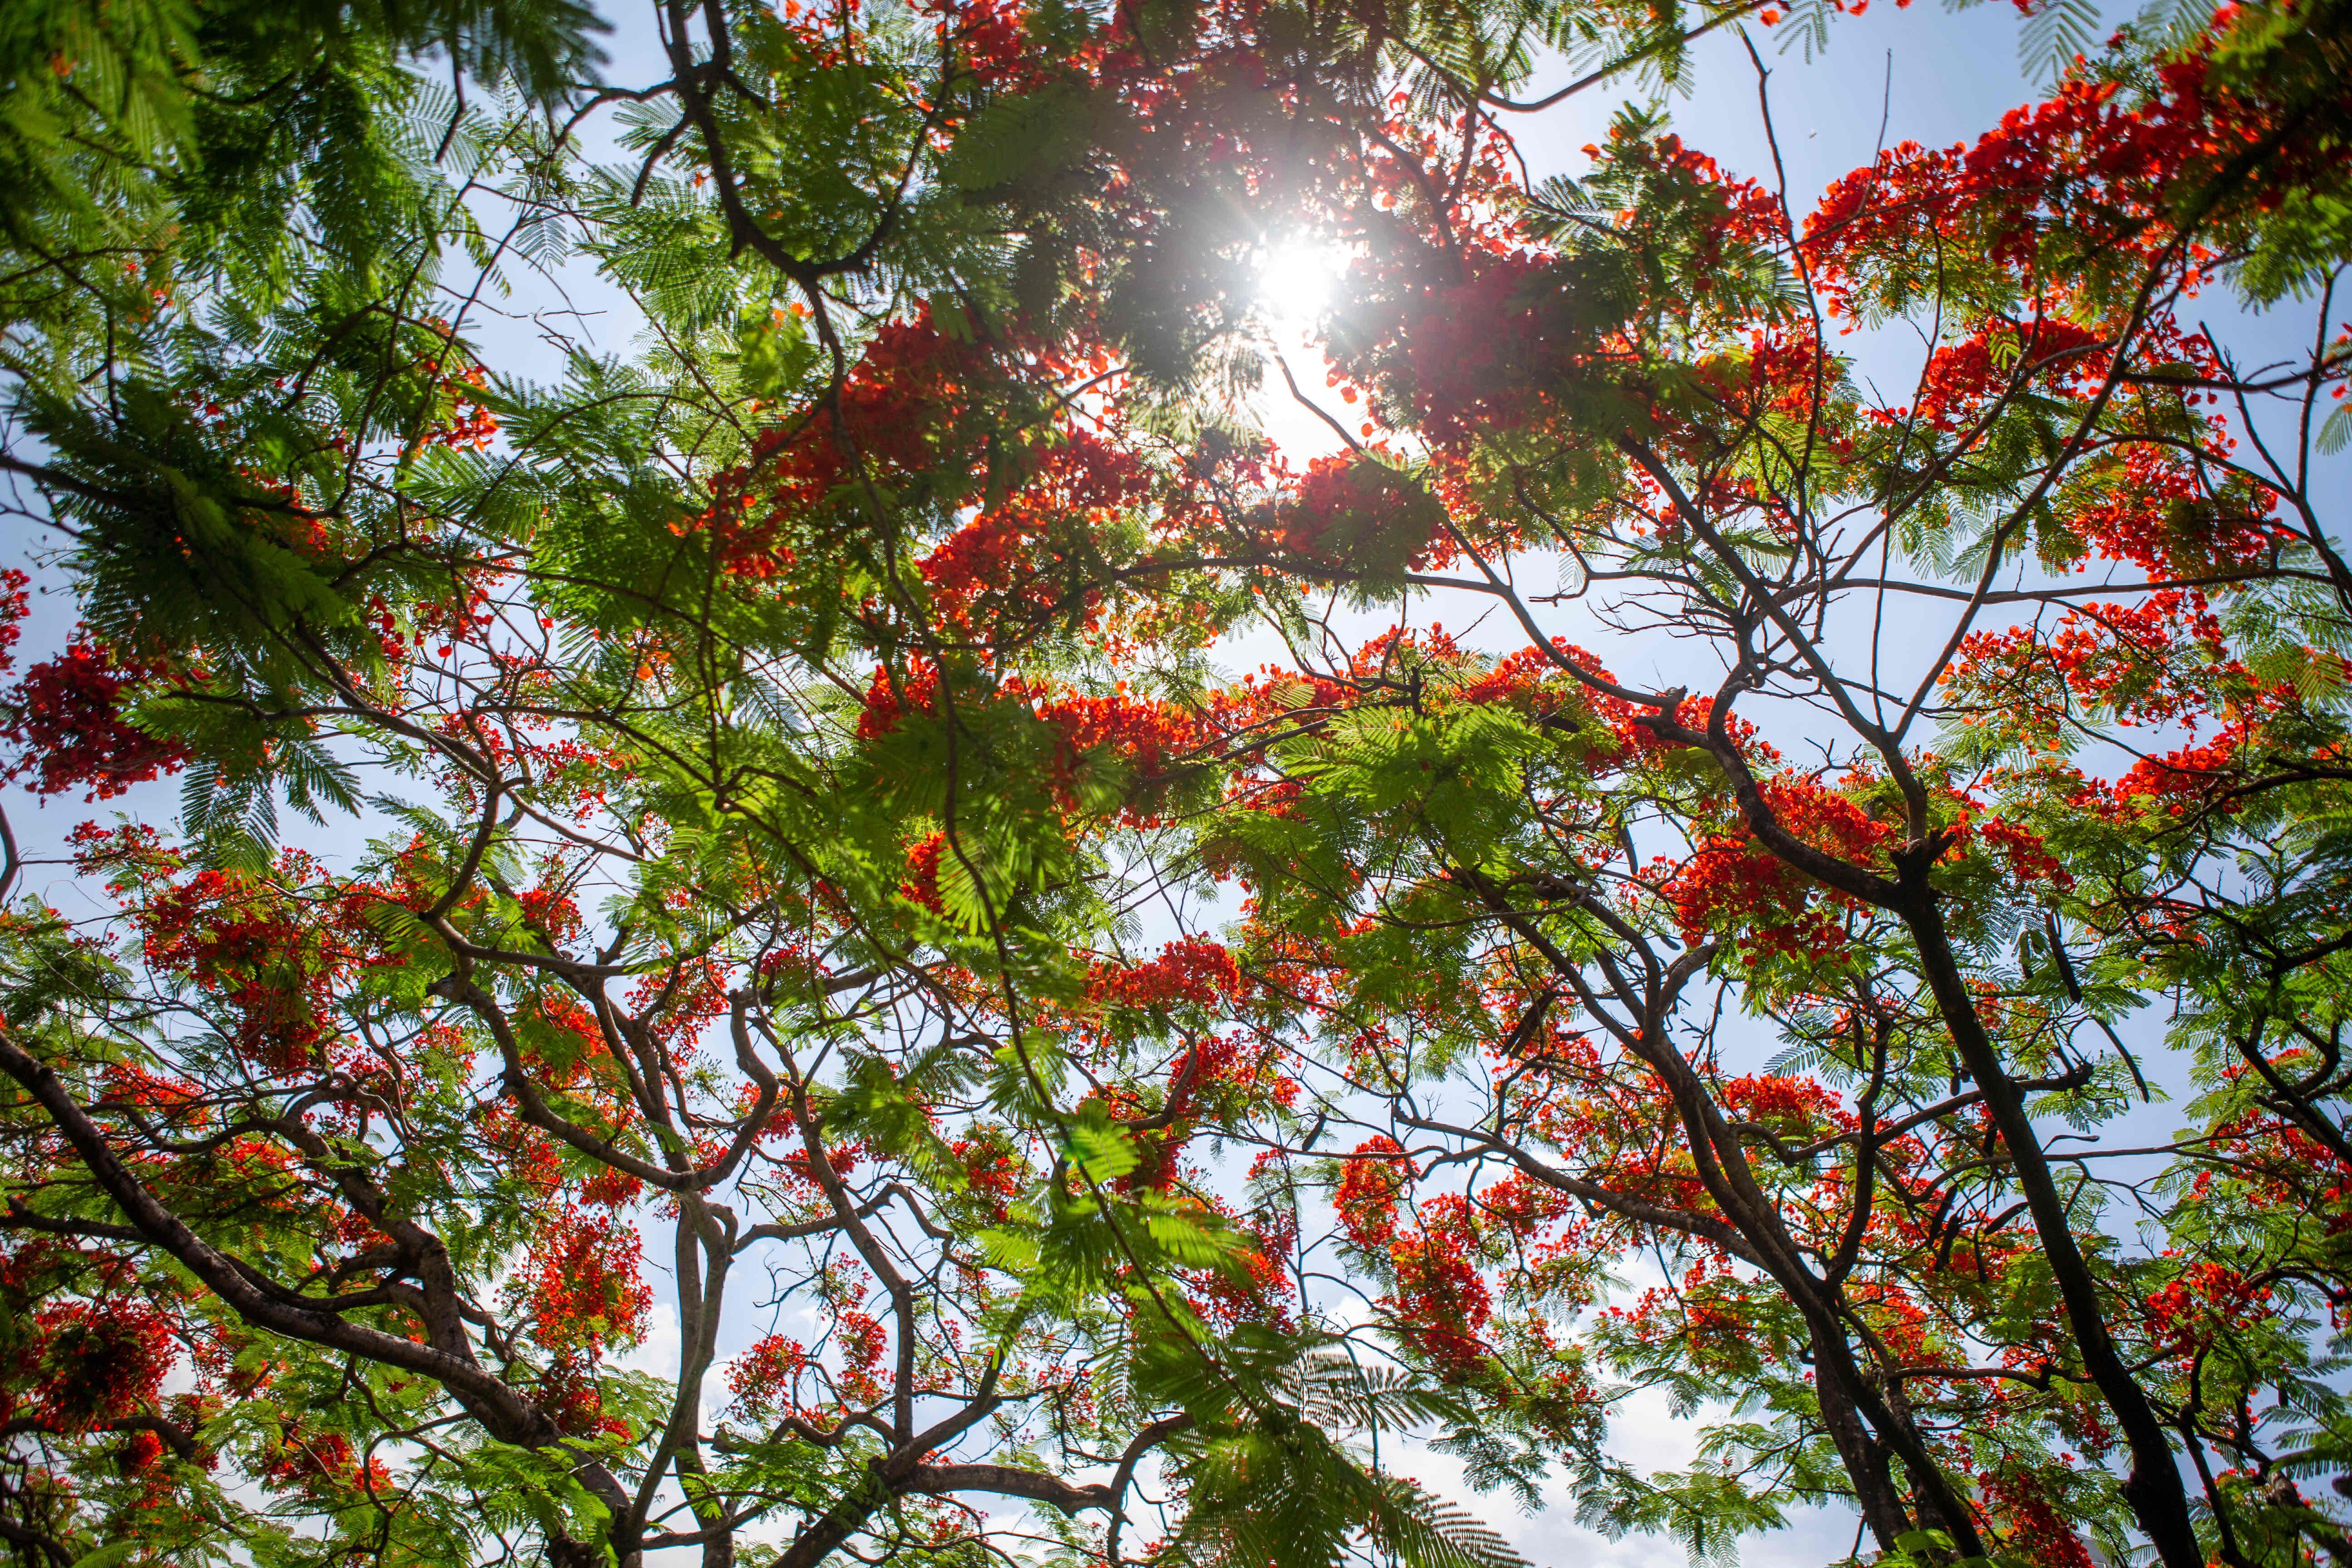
(0, 0, 2347, 1567)
(0, 0, 1761, 1561)
(1196, 4, 2352, 1566)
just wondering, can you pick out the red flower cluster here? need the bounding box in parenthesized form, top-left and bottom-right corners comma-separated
(520, 1207, 653, 1357)
(835, 1309, 887, 1405)
(260, 1422, 392, 1497)
(540, 1352, 634, 1440)
(3, 642, 190, 800)
(1272, 455, 1450, 578)
(727, 1333, 809, 1421)
(1803, 15, 2328, 303)
(862, 665, 1203, 805)
(949, 1133, 1024, 1221)
(1387, 1195, 1494, 1382)
(1331, 1138, 1494, 1378)
(1333, 1136, 1411, 1252)
(0, 568, 26, 672)
(1970, 814, 2075, 890)
(9, 1298, 175, 1433)
(138, 867, 383, 1075)
(2141, 1259, 2275, 1361)
(1088, 937, 1243, 1010)
(855, 662, 939, 741)
(1975, 1476, 2107, 1568)
(1022, 683, 1204, 780)
(1331, 252, 1565, 445)
(900, 831, 947, 913)
(1661, 775, 1889, 962)
(919, 430, 1151, 623)
(920, 0, 1033, 87)
(419, 361, 499, 452)
(1911, 315, 2110, 431)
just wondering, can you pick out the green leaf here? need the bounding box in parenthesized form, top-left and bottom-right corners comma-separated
(66, 1545, 142, 1568)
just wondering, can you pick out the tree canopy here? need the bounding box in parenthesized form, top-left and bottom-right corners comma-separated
(0, 0, 2348, 1564)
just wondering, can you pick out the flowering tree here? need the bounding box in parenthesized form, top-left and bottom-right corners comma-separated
(0, 0, 2347, 1564)
(0, 0, 1767, 1561)
(1191, 3, 2352, 1566)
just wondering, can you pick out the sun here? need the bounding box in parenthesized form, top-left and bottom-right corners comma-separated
(1253, 238, 1349, 334)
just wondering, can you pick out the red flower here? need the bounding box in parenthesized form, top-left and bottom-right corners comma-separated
(3, 642, 189, 800)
